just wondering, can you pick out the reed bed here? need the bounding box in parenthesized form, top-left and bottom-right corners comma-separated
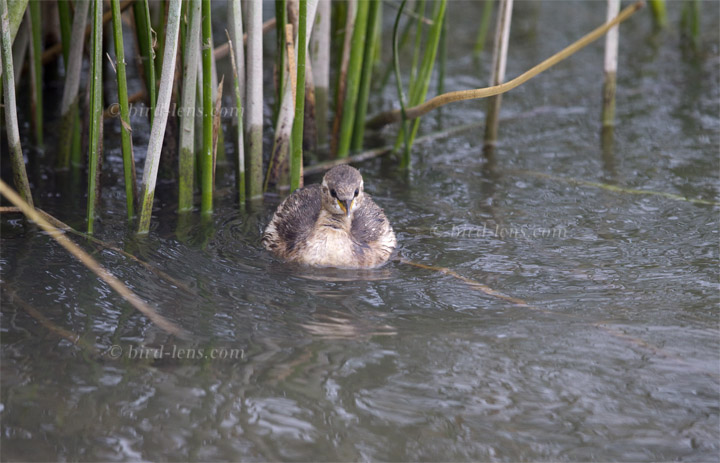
(0, 0, 649, 236)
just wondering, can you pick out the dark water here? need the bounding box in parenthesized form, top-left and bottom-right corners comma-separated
(2, 1, 719, 461)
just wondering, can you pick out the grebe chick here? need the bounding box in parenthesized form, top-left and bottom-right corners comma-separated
(262, 165, 396, 268)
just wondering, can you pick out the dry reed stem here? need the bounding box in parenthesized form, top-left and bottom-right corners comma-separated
(0, 179, 187, 338)
(1, 207, 194, 295)
(212, 76, 224, 187)
(398, 258, 692, 364)
(6, 287, 100, 355)
(41, 0, 133, 65)
(510, 169, 720, 206)
(285, 24, 297, 105)
(213, 17, 276, 59)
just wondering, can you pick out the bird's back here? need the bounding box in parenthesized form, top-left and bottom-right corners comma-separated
(262, 184, 323, 258)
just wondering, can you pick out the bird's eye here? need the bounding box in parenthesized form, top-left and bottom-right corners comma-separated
(354, 189, 359, 197)
(330, 189, 337, 198)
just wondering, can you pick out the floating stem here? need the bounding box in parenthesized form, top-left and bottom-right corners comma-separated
(0, 179, 186, 338)
(366, 1, 645, 130)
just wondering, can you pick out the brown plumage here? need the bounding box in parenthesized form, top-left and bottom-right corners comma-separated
(262, 165, 396, 268)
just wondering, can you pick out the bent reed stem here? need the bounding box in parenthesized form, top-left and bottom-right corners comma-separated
(366, 1, 644, 130)
(0, 179, 186, 338)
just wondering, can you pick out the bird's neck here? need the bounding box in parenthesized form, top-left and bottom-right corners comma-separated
(317, 209, 352, 232)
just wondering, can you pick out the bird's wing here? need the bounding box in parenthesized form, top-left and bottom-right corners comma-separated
(351, 195, 393, 246)
(263, 184, 322, 255)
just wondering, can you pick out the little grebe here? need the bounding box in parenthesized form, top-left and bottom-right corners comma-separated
(262, 165, 396, 268)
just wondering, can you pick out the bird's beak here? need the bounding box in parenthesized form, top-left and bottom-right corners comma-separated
(337, 199, 352, 216)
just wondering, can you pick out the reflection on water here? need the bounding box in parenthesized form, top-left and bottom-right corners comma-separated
(2, 1, 719, 461)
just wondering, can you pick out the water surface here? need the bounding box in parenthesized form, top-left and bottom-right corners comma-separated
(2, 1, 719, 461)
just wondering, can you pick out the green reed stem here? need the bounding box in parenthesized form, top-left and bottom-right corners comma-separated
(409, 0, 425, 85)
(350, 0, 380, 152)
(377, 3, 416, 95)
(290, 0, 307, 192)
(57, 0, 72, 61)
(406, 0, 446, 146)
(87, 0, 103, 234)
(680, 0, 700, 50)
(330, 0, 353, 156)
(395, 0, 446, 165)
(648, 0, 667, 28)
(246, 0, 263, 200)
(178, 0, 200, 212)
(137, 0, 181, 234)
(6, 0, 26, 42)
(437, 18, 446, 96)
(200, 0, 212, 214)
(111, 0, 136, 219)
(133, 0, 155, 123)
(336, 0, 369, 158)
(0, 0, 32, 206)
(473, 0, 494, 56)
(392, 0, 411, 167)
(28, 0, 42, 145)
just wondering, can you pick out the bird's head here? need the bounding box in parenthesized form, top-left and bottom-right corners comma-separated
(321, 165, 364, 218)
